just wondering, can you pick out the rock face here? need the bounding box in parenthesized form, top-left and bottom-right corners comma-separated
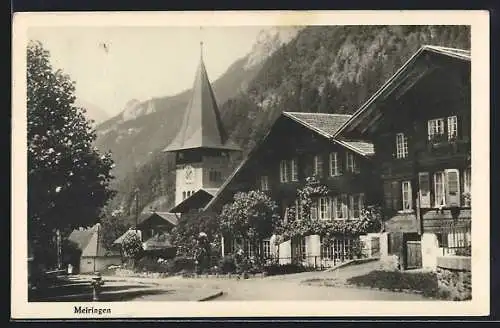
(436, 256, 472, 301)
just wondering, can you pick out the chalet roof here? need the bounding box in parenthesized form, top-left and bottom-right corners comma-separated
(204, 112, 374, 213)
(169, 188, 218, 214)
(283, 112, 375, 156)
(334, 45, 471, 138)
(68, 224, 120, 257)
(163, 50, 241, 153)
(139, 211, 178, 227)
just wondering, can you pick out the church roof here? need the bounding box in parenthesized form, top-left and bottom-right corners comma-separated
(163, 49, 241, 152)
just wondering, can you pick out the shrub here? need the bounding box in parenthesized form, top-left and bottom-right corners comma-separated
(218, 255, 237, 274)
(346, 270, 439, 297)
(168, 256, 196, 273)
(135, 256, 170, 273)
(263, 263, 306, 276)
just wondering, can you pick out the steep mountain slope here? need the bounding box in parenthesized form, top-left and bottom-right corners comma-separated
(99, 25, 470, 217)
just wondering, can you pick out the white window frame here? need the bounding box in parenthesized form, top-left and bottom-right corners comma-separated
(329, 152, 339, 176)
(445, 168, 461, 207)
(320, 237, 334, 260)
(463, 167, 471, 207)
(418, 172, 431, 208)
(428, 118, 445, 140)
(245, 240, 255, 258)
(396, 133, 408, 159)
(434, 171, 446, 207)
(313, 155, 323, 177)
(290, 158, 298, 181)
(401, 180, 413, 212)
(318, 196, 331, 220)
(346, 152, 360, 174)
(262, 240, 271, 259)
(334, 194, 348, 220)
(260, 175, 269, 191)
(447, 115, 458, 140)
(280, 160, 289, 183)
(350, 193, 364, 219)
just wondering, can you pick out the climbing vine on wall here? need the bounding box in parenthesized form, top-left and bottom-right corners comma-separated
(275, 176, 382, 246)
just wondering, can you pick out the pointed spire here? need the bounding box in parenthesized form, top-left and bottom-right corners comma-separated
(163, 39, 240, 153)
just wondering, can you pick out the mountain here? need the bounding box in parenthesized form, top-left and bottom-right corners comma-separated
(97, 25, 470, 217)
(75, 98, 110, 125)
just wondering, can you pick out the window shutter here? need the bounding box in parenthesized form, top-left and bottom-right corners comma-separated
(391, 181, 401, 210)
(349, 195, 354, 218)
(418, 172, 431, 208)
(445, 169, 460, 207)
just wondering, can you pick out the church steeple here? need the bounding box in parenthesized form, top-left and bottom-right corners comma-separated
(163, 41, 240, 153)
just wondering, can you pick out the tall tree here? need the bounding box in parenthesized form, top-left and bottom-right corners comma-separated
(27, 40, 115, 264)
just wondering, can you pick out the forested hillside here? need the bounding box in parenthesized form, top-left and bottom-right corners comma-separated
(100, 25, 470, 217)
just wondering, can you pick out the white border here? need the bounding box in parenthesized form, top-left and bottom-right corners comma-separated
(12, 10, 490, 319)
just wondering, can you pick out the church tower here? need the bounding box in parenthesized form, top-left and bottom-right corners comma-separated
(163, 42, 241, 206)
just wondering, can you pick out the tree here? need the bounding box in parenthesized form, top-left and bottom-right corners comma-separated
(27, 40, 115, 265)
(219, 191, 280, 260)
(99, 208, 131, 251)
(121, 231, 143, 266)
(171, 213, 220, 258)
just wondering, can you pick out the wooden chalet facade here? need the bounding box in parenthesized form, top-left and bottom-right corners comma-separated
(335, 45, 471, 270)
(205, 112, 379, 267)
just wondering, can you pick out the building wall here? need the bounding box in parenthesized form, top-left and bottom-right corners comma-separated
(79, 256, 122, 274)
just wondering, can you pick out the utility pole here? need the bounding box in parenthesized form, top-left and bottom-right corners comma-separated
(134, 187, 140, 229)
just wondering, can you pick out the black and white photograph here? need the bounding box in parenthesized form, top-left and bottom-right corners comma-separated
(12, 11, 489, 318)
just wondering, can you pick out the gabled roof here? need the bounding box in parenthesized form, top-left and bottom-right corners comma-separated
(334, 45, 471, 138)
(283, 112, 375, 156)
(169, 188, 218, 214)
(68, 224, 119, 257)
(163, 51, 241, 152)
(204, 112, 374, 213)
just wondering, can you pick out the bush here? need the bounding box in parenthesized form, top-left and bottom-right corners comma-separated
(168, 256, 196, 273)
(135, 257, 170, 273)
(346, 270, 439, 297)
(263, 263, 306, 276)
(218, 255, 237, 274)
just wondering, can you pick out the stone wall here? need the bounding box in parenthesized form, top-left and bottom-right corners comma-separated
(436, 256, 471, 301)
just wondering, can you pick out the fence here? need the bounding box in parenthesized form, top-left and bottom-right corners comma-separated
(440, 220, 471, 256)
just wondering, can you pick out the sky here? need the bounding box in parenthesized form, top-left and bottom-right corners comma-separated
(28, 26, 265, 116)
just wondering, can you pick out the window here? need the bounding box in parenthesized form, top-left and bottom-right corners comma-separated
(318, 197, 331, 220)
(244, 240, 255, 258)
(445, 169, 460, 206)
(182, 191, 187, 200)
(260, 175, 269, 191)
(402, 181, 412, 211)
(350, 193, 364, 219)
(346, 152, 360, 173)
(262, 240, 271, 259)
(320, 237, 334, 260)
(447, 116, 458, 140)
(279, 160, 288, 182)
(300, 237, 306, 260)
(310, 199, 318, 220)
(290, 158, 298, 181)
(434, 171, 446, 207)
(313, 155, 323, 177)
(428, 118, 445, 140)
(418, 172, 431, 208)
(463, 167, 471, 207)
(329, 152, 340, 176)
(396, 133, 408, 159)
(335, 194, 349, 219)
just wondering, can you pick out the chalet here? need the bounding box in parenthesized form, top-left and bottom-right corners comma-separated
(113, 211, 178, 257)
(67, 223, 121, 273)
(335, 45, 471, 270)
(204, 111, 379, 267)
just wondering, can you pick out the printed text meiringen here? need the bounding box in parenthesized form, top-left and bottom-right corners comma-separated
(74, 306, 111, 315)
